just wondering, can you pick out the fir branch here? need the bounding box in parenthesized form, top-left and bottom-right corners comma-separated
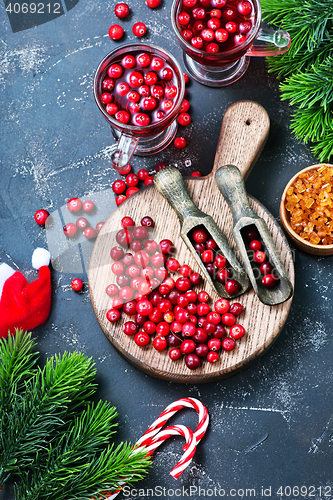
(0, 351, 97, 486)
(15, 403, 150, 500)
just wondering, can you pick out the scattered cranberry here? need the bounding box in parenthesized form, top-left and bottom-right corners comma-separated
(198, 290, 209, 303)
(96, 221, 105, 232)
(190, 272, 202, 286)
(207, 351, 219, 363)
(155, 161, 167, 172)
(108, 24, 124, 40)
(116, 195, 127, 206)
(106, 284, 119, 297)
(185, 353, 201, 369)
(214, 298, 229, 314)
(229, 302, 243, 316)
(34, 209, 49, 225)
(159, 239, 174, 254)
(222, 337, 236, 351)
(67, 197, 82, 213)
(112, 180, 126, 194)
(82, 200, 94, 212)
(83, 227, 97, 239)
(169, 348, 182, 360)
(106, 308, 121, 323)
(153, 336, 168, 351)
(146, 0, 162, 6)
(145, 177, 154, 186)
(114, 2, 130, 18)
(221, 313, 236, 327)
(76, 217, 89, 231)
(138, 169, 149, 181)
(229, 324, 245, 339)
(260, 262, 273, 275)
(133, 22, 147, 37)
(71, 278, 83, 291)
(134, 331, 150, 346)
(174, 137, 187, 149)
(141, 216, 155, 227)
(63, 223, 77, 237)
(178, 112, 191, 126)
(166, 258, 180, 272)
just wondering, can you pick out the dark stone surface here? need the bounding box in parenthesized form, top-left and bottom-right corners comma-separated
(1, 1, 332, 499)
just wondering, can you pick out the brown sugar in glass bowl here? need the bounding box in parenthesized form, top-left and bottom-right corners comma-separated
(280, 164, 333, 256)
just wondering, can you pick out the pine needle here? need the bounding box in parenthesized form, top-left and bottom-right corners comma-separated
(0, 350, 97, 486)
(261, 0, 333, 161)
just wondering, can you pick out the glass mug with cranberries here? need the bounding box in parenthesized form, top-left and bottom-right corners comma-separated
(171, 0, 291, 86)
(93, 43, 185, 172)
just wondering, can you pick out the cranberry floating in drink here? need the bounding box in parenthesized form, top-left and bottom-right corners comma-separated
(171, 0, 291, 86)
(94, 43, 185, 172)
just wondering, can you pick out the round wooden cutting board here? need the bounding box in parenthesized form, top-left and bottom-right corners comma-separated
(89, 101, 294, 383)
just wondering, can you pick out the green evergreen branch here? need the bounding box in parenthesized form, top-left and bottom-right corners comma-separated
(0, 351, 97, 486)
(15, 403, 150, 500)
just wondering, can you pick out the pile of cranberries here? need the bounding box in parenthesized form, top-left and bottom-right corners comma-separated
(189, 225, 241, 295)
(62, 197, 104, 240)
(106, 215, 246, 370)
(242, 225, 280, 288)
(177, 0, 255, 53)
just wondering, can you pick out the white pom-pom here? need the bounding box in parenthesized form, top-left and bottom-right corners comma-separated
(32, 248, 51, 270)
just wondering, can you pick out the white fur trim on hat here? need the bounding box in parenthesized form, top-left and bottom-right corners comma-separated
(0, 263, 16, 300)
(32, 248, 51, 270)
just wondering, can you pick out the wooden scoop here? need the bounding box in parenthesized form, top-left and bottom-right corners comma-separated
(154, 166, 250, 298)
(215, 165, 294, 305)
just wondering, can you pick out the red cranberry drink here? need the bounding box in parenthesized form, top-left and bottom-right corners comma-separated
(171, 0, 290, 86)
(94, 44, 185, 171)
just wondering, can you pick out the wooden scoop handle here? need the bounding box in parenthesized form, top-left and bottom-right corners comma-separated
(154, 166, 204, 225)
(210, 100, 270, 179)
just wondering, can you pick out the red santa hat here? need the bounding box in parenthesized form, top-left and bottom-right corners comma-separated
(0, 248, 51, 338)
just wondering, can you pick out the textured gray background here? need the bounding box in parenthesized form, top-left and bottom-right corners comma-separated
(1, 1, 333, 499)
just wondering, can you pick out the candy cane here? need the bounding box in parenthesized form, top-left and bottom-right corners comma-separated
(136, 397, 209, 449)
(99, 398, 209, 499)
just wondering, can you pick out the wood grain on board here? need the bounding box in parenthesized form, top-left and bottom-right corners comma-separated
(89, 101, 294, 383)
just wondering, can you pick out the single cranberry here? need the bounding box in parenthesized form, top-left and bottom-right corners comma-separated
(214, 254, 227, 269)
(204, 322, 216, 335)
(120, 164, 132, 175)
(174, 137, 187, 149)
(178, 265, 191, 277)
(197, 316, 207, 329)
(189, 273, 202, 287)
(197, 303, 210, 316)
(110, 246, 124, 261)
(170, 322, 183, 335)
(136, 299, 153, 316)
(254, 251, 266, 264)
(214, 298, 229, 314)
(102, 78, 115, 91)
(149, 290, 163, 306)
(157, 298, 172, 313)
(123, 321, 138, 336)
(116, 228, 133, 247)
(119, 286, 133, 300)
(185, 289, 197, 302)
(135, 313, 146, 326)
(34, 209, 49, 225)
(186, 302, 197, 315)
(178, 112, 191, 126)
(229, 302, 244, 316)
(108, 24, 124, 40)
(155, 267, 168, 281)
(207, 351, 219, 363)
(163, 277, 175, 289)
(106, 284, 119, 297)
(117, 81, 130, 97)
(141, 266, 154, 280)
(210, 8, 222, 17)
(216, 268, 230, 283)
(175, 308, 190, 324)
(182, 29, 193, 41)
(96, 221, 105, 232)
(156, 322, 170, 336)
(225, 20, 237, 33)
(207, 311, 221, 325)
(168, 290, 180, 305)
(201, 28, 215, 42)
(138, 169, 149, 181)
(138, 280, 153, 296)
(262, 273, 279, 288)
(106, 308, 121, 323)
(140, 216, 154, 228)
(122, 55, 136, 69)
(146, 0, 162, 7)
(222, 6, 237, 21)
(185, 353, 201, 369)
(106, 103, 119, 116)
(243, 227, 259, 242)
(134, 331, 150, 346)
(212, 324, 226, 339)
(133, 22, 147, 37)
(151, 253, 165, 267)
(230, 324, 245, 340)
(111, 261, 125, 276)
(238, 0, 252, 15)
(101, 92, 113, 104)
(166, 258, 180, 272)
(144, 239, 158, 254)
(159, 239, 174, 254)
(153, 336, 168, 351)
(225, 279, 240, 295)
(127, 264, 140, 278)
(208, 338, 221, 351)
(143, 320, 156, 335)
(249, 239, 262, 251)
(175, 277, 191, 292)
(182, 322, 196, 337)
(211, 0, 226, 6)
(121, 216, 134, 229)
(162, 99, 174, 112)
(181, 339, 196, 354)
(139, 84, 151, 97)
(112, 180, 126, 194)
(206, 43, 220, 53)
(195, 344, 209, 358)
(201, 249, 214, 264)
(198, 290, 209, 303)
(132, 226, 147, 240)
(123, 300, 137, 315)
(108, 64, 123, 78)
(134, 250, 150, 267)
(260, 262, 273, 275)
(71, 278, 83, 291)
(164, 311, 175, 323)
(111, 296, 123, 309)
(194, 242, 206, 254)
(221, 313, 236, 327)
(136, 53, 151, 68)
(178, 11, 191, 24)
(222, 337, 236, 351)
(177, 295, 189, 308)
(191, 36, 204, 49)
(115, 195, 127, 206)
(149, 308, 163, 323)
(67, 197, 82, 213)
(239, 21, 252, 34)
(161, 67, 173, 81)
(180, 99, 190, 113)
(183, 0, 197, 6)
(192, 329, 208, 344)
(63, 223, 77, 237)
(114, 2, 130, 18)
(150, 57, 164, 71)
(169, 348, 182, 361)
(215, 28, 229, 43)
(191, 227, 208, 244)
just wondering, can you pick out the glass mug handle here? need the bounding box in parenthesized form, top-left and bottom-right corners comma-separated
(111, 132, 138, 173)
(246, 28, 291, 56)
